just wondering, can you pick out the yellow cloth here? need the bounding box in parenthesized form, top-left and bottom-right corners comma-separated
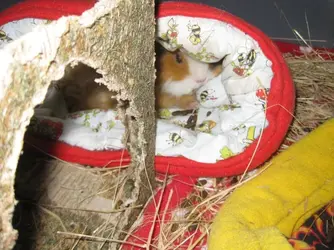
(208, 119, 334, 250)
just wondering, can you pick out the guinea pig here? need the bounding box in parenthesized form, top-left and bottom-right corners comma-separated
(57, 43, 223, 113)
(155, 43, 223, 110)
(56, 62, 118, 113)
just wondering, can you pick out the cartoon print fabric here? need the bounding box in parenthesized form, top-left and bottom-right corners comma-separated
(157, 16, 273, 95)
(1, 16, 273, 164)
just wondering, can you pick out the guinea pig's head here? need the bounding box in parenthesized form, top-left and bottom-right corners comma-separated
(156, 44, 222, 87)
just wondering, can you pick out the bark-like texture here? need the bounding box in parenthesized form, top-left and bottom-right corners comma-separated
(0, 0, 156, 248)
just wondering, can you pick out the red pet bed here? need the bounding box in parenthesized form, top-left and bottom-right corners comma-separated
(0, 0, 295, 177)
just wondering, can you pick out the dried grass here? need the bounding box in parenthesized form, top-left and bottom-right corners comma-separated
(282, 51, 334, 149)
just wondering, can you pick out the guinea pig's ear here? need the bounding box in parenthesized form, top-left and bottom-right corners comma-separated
(175, 51, 183, 64)
(155, 41, 166, 56)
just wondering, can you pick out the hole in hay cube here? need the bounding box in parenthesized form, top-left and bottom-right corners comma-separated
(36, 62, 120, 116)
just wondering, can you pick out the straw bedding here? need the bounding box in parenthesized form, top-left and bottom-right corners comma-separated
(281, 52, 334, 149)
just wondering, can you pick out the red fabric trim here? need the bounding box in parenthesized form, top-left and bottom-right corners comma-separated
(122, 175, 196, 249)
(24, 134, 131, 167)
(274, 41, 334, 58)
(0, 0, 95, 25)
(6, 0, 297, 177)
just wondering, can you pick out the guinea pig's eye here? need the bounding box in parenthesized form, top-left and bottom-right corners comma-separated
(175, 52, 183, 64)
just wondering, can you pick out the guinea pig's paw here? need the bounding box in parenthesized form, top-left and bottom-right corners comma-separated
(178, 94, 199, 110)
(188, 100, 200, 110)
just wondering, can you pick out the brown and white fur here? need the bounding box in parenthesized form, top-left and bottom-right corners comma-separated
(55, 63, 118, 113)
(155, 43, 223, 109)
(56, 43, 223, 113)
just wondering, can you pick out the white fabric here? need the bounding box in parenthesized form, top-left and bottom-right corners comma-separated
(1, 16, 274, 164)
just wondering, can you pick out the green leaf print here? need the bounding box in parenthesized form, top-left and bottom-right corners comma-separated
(107, 120, 116, 130)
